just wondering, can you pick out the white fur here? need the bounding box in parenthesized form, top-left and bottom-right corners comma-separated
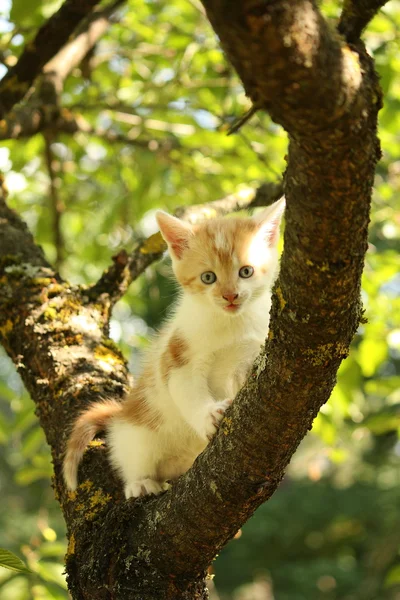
(107, 286, 275, 498)
(107, 229, 281, 497)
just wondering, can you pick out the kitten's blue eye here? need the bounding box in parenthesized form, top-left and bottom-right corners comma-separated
(239, 266, 254, 279)
(201, 271, 217, 284)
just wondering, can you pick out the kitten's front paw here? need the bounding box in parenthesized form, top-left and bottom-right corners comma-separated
(203, 399, 232, 441)
(125, 479, 170, 499)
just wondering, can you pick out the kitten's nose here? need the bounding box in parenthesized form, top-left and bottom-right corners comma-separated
(223, 293, 239, 304)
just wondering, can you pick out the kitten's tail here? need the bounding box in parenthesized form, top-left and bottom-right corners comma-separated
(63, 400, 122, 491)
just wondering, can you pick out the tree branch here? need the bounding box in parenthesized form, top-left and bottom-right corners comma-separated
(0, 104, 180, 160)
(75, 125, 180, 153)
(42, 0, 126, 94)
(0, 0, 126, 141)
(338, 0, 390, 42)
(0, 183, 129, 494)
(200, 0, 371, 135)
(0, 104, 51, 140)
(44, 132, 64, 269)
(0, 0, 103, 119)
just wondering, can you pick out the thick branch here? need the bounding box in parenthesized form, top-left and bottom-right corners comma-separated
(338, 0, 390, 42)
(0, 0, 102, 119)
(200, 0, 370, 135)
(0, 184, 129, 499)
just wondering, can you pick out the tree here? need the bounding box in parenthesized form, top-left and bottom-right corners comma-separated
(0, 0, 398, 598)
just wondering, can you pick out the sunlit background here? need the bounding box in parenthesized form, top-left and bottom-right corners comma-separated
(0, 0, 399, 598)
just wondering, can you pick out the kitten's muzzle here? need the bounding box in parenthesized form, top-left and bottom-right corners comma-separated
(222, 293, 239, 304)
(224, 304, 241, 312)
(221, 292, 242, 312)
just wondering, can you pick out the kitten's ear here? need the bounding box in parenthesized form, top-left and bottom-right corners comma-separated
(156, 211, 193, 259)
(253, 198, 285, 247)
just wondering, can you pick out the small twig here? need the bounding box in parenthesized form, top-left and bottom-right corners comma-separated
(338, 0, 390, 42)
(44, 132, 64, 270)
(86, 127, 180, 152)
(227, 105, 258, 135)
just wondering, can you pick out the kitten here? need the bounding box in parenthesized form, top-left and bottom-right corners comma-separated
(63, 199, 285, 498)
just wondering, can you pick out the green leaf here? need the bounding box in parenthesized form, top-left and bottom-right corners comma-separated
(10, 0, 45, 28)
(0, 550, 30, 574)
(361, 405, 400, 435)
(358, 338, 388, 377)
(36, 561, 67, 589)
(0, 411, 9, 444)
(15, 465, 52, 485)
(385, 565, 400, 588)
(21, 425, 45, 458)
(37, 543, 67, 559)
(10, 0, 62, 29)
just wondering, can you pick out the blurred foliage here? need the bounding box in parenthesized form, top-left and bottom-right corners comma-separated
(0, 0, 399, 598)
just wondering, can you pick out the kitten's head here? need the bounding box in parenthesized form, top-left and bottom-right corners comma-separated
(156, 199, 284, 316)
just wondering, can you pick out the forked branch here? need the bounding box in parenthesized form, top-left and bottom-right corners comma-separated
(0, 0, 102, 119)
(338, 0, 391, 42)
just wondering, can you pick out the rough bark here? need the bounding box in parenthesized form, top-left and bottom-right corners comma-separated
(0, 0, 386, 598)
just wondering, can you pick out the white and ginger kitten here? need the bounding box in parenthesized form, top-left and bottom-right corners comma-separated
(63, 199, 285, 498)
